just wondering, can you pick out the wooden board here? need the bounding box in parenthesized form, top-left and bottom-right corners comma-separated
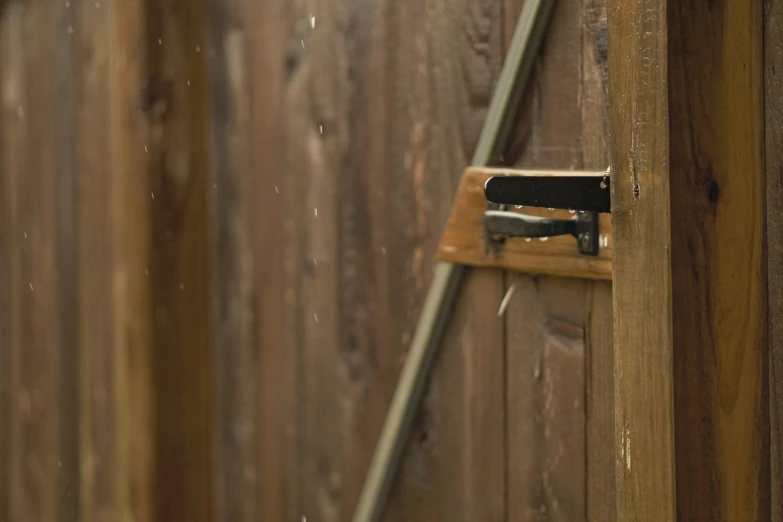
(609, 0, 768, 519)
(436, 167, 612, 280)
(668, 0, 768, 518)
(502, 0, 614, 520)
(581, 0, 615, 519)
(145, 1, 217, 521)
(765, 0, 783, 517)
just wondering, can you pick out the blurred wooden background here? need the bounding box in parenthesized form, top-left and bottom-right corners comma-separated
(0, 0, 613, 521)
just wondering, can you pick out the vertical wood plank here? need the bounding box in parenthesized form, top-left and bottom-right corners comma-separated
(0, 5, 24, 520)
(207, 0, 262, 519)
(606, 0, 675, 516)
(668, 0, 767, 519)
(766, 0, 783, 518)
(144, 0, 216, 520)
(581, 0, 614, 519)
(503, 0, 589, 520)
(585, 281, 613, 521)
(375, 1, 507, 521)
(107, 0, 155, 518)
(290, 0, 343, 519)
(609, 0, 768, 519)
(506, 277, 587, 522)
(0, 2, 63, 520)
(77, 0, 118, 519)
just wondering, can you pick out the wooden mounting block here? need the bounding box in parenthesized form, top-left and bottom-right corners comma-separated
(436, 167, 612, 280)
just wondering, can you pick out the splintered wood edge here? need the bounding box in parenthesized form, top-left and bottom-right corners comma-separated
(436, 167, 613, 280)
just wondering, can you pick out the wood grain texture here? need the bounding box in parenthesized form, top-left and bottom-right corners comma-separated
(103, 0, 156, 519)
(506, 277, 587, 522)
(208, 0, 263, 520)
(0, 0, 157, 521)
(668, 0, 768, 519)
(336, 1, 507, 521)
(581, 0, 615, 518)
(610, 0, 768, 519)
(436, 167, 612, 279)
(606, 0, 675, 517)
(502, 0, 599, 520)
(0, 2, 65, 520)
(144, 0, 216, 520)
(766, 0, 783, 518)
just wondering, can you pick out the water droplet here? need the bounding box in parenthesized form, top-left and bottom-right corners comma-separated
(381, 246, 387, 255)
(159, 38, 163, 45)
(187, 80, 191, 86)
(313, 257, 318, 267)
(29, 282, 34, 291)
(23, 232, 27, 239)
(539, 236, 549, 242)
(547, 208, 555, 211)
(514, 205, 524, 209)
(313, 314, 319, 324)
(65, 1, 70, 6)
(16, 106, 24, 120)
(568, 209, 576, 214)
(195, 45, 201, 52)
(319, 124, 324, 135)
(67, 25, 74, 35)
(314, 208, 318, 218)
(275, 185, 280, 194)
(600, 180, 607, 189)
(524, 237, 532, 243)
(145, 269, 149, 276)
(309, 13, 316, 28)
(95, 1, 100, 7)
(301, 40, 305, 49)
(151, 192, 155, 200)
(144, 145, 148, 153)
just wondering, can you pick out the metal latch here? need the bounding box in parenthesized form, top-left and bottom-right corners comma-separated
(484, 210, 600, 255)
(482, 169, 611, 256)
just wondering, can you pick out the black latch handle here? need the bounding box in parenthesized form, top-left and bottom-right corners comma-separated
(484, 173, 611, 213)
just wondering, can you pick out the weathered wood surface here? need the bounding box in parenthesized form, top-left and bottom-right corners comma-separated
(607, 0, 675, 516)
(670, 0, 768, 518)
(766, 0, 783, 518)
(502, 0, 615, 520)
(610, 0, 768, 519)
(0, 0, 214, 521)
(0, 0, 616, 520)
(436, 167, 612, 280)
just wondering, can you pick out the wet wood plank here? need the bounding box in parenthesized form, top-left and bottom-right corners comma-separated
(0, 2, 65, 520)
(144, 0, 217, 521)
(765, 0, 783, 517)
(373, 1, 508, 521)
(502, 0, 591, 520)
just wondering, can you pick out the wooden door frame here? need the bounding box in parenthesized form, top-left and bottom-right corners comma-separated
(607, 0, 769, 519)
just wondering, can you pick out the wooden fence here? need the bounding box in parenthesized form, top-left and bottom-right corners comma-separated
(0, 0, 614, 521)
